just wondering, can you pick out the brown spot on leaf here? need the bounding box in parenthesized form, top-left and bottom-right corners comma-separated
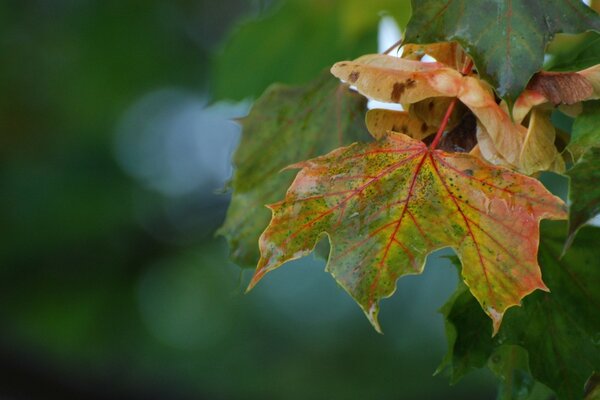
(391, 82, 406, 102)
(527, 71, 593, 105)
(390, 78, 416, 102)
(348, 71, 360, 83)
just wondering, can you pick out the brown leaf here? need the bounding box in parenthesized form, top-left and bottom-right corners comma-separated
(527, 71, 593, 105)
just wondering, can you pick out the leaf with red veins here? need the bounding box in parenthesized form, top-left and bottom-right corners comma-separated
(248, 133, 567, 334)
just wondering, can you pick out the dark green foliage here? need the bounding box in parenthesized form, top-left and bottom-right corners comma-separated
(405, 0, 600, 103)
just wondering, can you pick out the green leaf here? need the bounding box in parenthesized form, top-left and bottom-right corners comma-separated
(248, 133, 566, 333)
(404, 0, 600, 103)
(212, 0, 411, 100)
(566, 101, 600, 247)
(441, 221, 600, 400)
(218, 71, 369, 266)
(568, 100, 600, 162)
(437, 270, 493, 383)
(566, 147, 600, 249)
(545, 32, 600, 72)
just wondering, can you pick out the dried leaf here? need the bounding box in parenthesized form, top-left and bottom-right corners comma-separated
(519, 109, 565, 174)
(248, 133, 566, 334)
(332, 54, 529, 171)
(527, 71, 593, 105)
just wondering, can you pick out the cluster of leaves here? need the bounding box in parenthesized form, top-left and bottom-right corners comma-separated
(220, 1, 600, 399)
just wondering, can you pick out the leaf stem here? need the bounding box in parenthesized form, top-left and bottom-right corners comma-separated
(428, 60, 474, 151)
(382, 39, 403, 55)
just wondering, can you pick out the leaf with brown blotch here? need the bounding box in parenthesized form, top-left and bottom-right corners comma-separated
(331, 54, 531, 172)
(365, 109, 437, 140)
(248, 133, 567, 334)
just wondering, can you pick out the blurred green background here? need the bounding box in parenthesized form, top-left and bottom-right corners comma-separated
(0, 1, 496, 398)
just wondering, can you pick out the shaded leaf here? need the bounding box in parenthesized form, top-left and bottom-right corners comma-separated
(218, 71, 369, 266)
(568, 100, 600, 162)
(249, 133, 566, 333)
(437, 264, 493, 382)
(409, 96, 468, 132)
(566, 147, 600, 248)
(404, 0, 600, 103)
(441, 222, 600, 400)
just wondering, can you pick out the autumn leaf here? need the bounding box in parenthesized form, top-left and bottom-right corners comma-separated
(404, 0, 600, 103)
(440, 222, 600, 400)
(218, 71, 369, 266)
(248, 133, 566, 333)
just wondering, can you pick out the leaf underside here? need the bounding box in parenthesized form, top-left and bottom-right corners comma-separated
(404, 0, 600, 102)
(249, 133, 566, 333)
(218, 71, 370, 266)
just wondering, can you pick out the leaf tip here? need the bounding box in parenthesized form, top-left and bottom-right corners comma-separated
(364, 302, 383, 334)
(245, 266, 267, 293)
(487, 307, 504, 337)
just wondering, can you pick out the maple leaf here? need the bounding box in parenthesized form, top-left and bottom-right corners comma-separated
(440, 222, 600, 400)
(248, 132, 566, 334)
(218, 71, 369, 266)
(404, 0, 600, 103)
